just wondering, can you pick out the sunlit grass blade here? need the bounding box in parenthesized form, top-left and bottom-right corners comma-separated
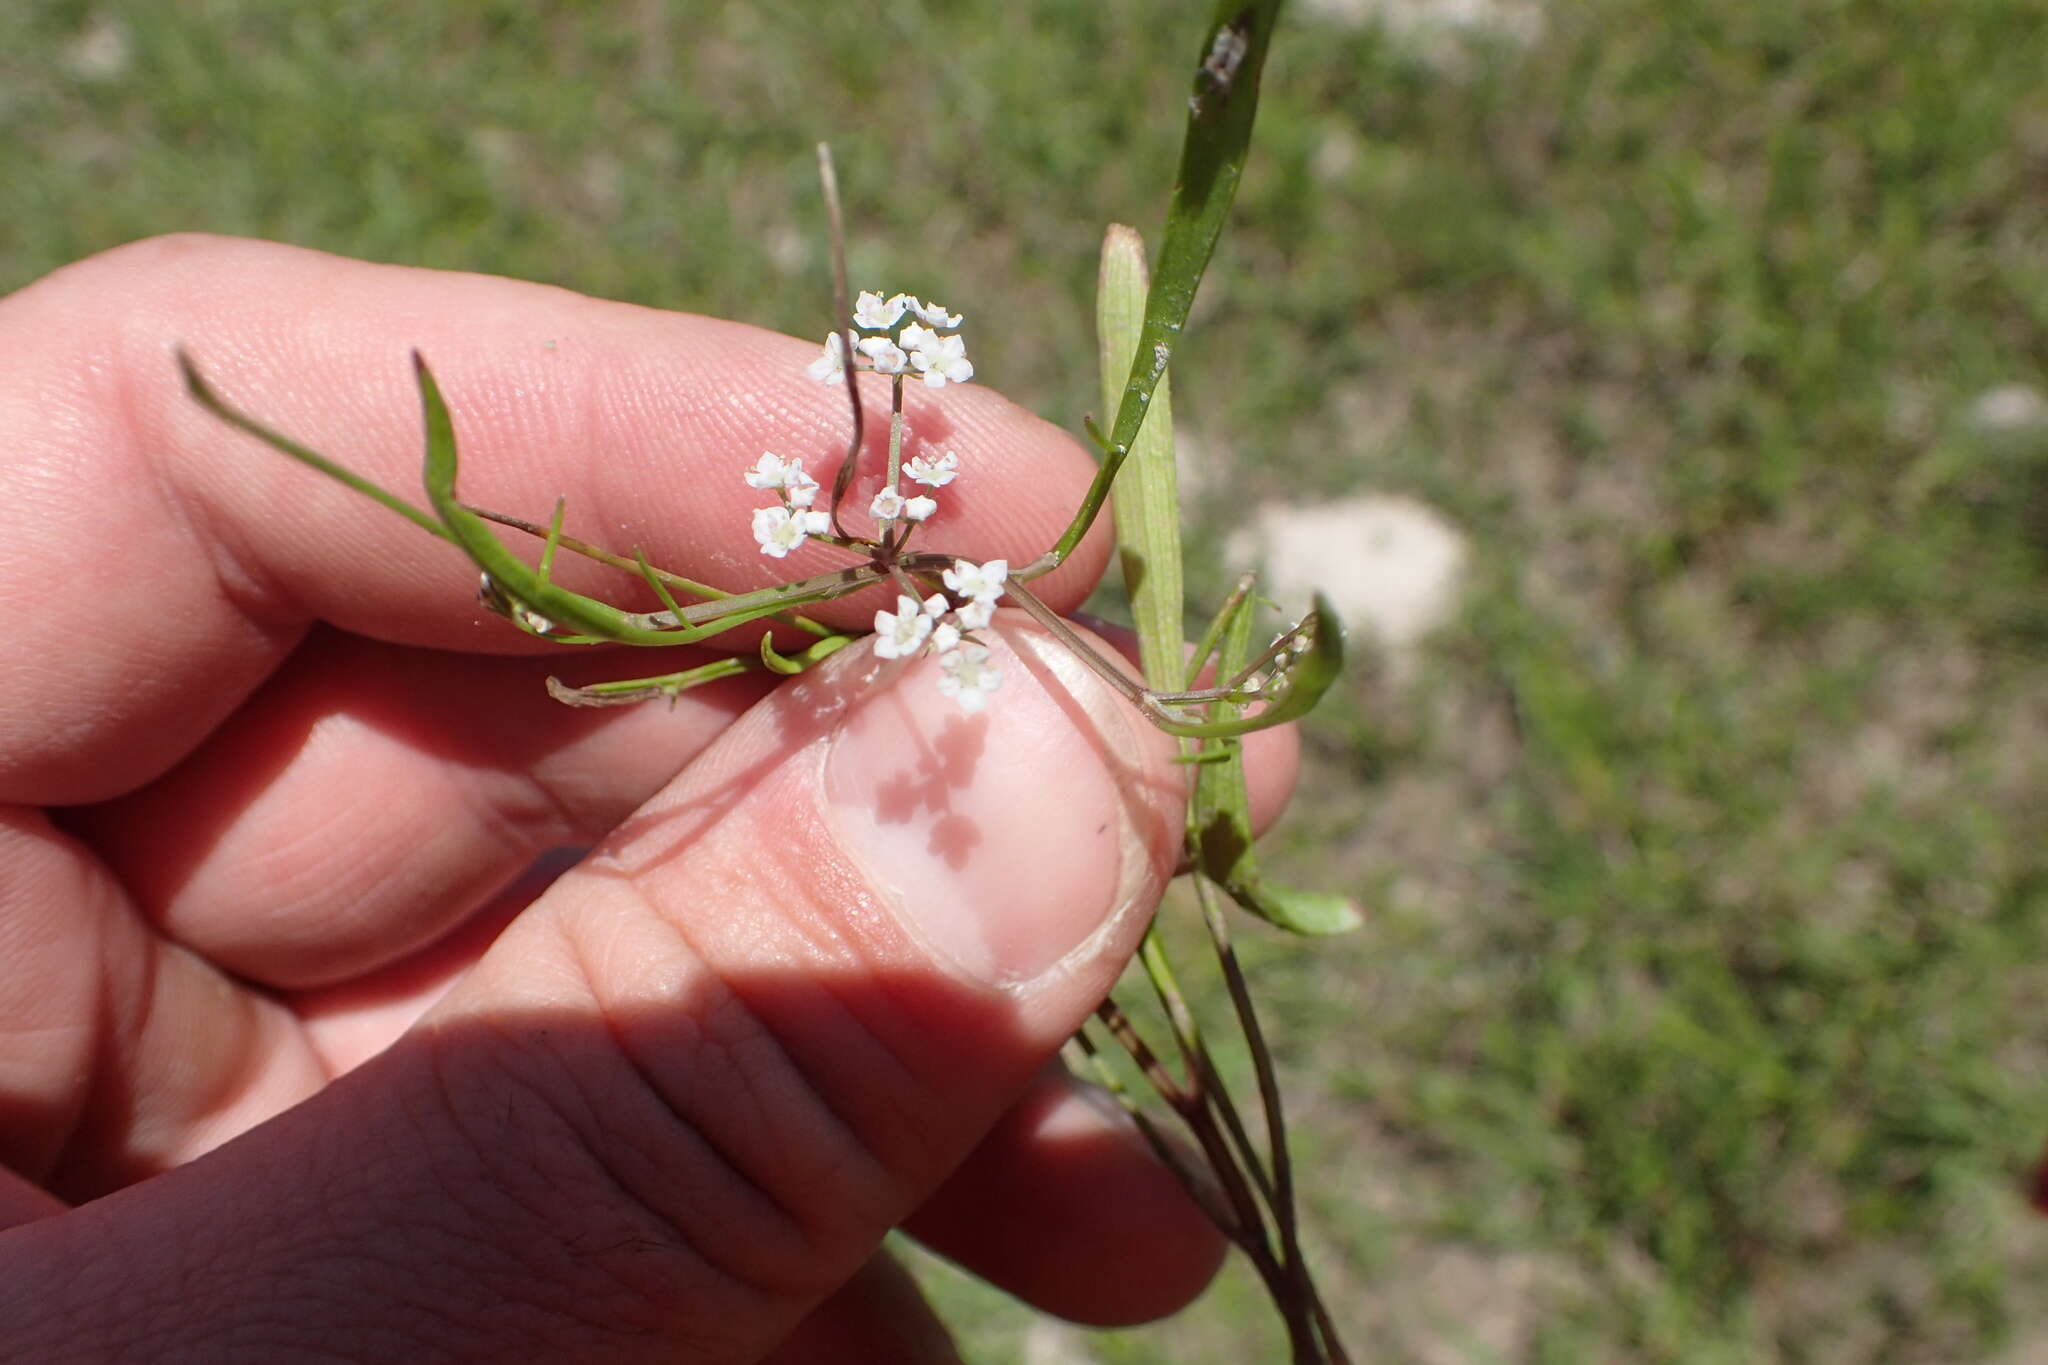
(1098, 223, 1185, 688)
(1031, 0, 1284, 574)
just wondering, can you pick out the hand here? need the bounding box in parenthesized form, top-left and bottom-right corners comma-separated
(0, 236, 1296, 1362)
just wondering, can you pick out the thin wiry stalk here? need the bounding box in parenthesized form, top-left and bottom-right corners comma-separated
(1093, 992, 1333, 1365)
(1193, 876, 1350, 1364)
(1068, 1030, 1242, 1239)
(1137, 927, 1280, 1215)
(1092, 998, 1274, 1279)
(1193, 871, 1299, 1263)
(816, 142, 865, 541)
(466, 504, 839, 638)
(1128, 907, 1333, 1363)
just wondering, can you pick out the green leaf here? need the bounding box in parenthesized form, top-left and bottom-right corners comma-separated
(1240, 877, 1365, 937)
(545, 657, 753, 707)
(1097, 223, 1184, 689)
(759, 633, 805, 675)
(410, 354, 824, 647)
(1242, 591, 1347, 731)
(1193, 591, 1362, 935)
(1040, 0, 1284, 571)
(177, 348, 450, 543)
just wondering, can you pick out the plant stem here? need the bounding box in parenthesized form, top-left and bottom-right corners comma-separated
(1067, 1030, 1241, 1238)
(1195, 878, 1352, 1363)
(816, 142, 866, 540)
(1193, 873, 1300, 1267)
(1092, 997, 1273, 1274)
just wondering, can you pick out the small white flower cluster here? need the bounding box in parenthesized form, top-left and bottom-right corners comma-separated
(871, 558, 1009, 711)
(866, 447, 961, 531)
(747, 294, 1002, 710)
(745, 451, 827, 558)
(807, 291, 974, 389)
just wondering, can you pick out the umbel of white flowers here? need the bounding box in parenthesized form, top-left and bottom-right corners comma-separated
(806, 290, 974, 389)
(741, 290, 1004, 711)
(869, 557, 1009, 712)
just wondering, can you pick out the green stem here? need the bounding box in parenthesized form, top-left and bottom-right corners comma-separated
(544, 655, 754, 706)
(465, 505, 834, 639)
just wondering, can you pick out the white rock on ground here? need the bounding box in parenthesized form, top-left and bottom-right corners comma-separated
(1297, 0, 1545, 45)
(1966, 383, 2048, 435)
(63, 15, 132, 81)
(1227, 494, 1468, 658)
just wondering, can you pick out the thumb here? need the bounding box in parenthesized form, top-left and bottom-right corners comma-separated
(0, 616, 1185, 1364)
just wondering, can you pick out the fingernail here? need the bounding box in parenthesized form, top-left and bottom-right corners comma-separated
(824, 619, 1165, 989)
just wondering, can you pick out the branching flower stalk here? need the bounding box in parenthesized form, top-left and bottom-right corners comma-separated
(178, 2, 1355, 1357)
(1079, 192, 1353, 1358)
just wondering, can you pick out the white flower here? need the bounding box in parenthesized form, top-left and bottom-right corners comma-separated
(913, 299, 962, 328)
(870, 486, 936, 525)
(937, 642, 1002, 711)
(857, 335, 909, 374)
(899, 322, 940, 354)
(922, 592, 949, 618)
(782, 466, 820, 507)
(744, 451, 798, 491)
(942, 558, 1008, 602)
(929, 620, 961, 654)
(907, 331, 973, 388)
(872, 594, 934, 659)
(753, 505, 828, 558)
(747, 452, 820, 507)
(904, 451, 959, 487)
(743, 453, 820, 506)
(955, 597, 996, 631)
(853, 290, 906, 330)
(807, 332, 846, 383)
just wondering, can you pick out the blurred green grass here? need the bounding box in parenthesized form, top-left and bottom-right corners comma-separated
(7, 0, 2047, 1360)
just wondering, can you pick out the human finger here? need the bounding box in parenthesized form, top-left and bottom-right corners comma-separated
(0, 234, 1110, 808)
(63, 626, 770, 988)
(0, 614, 1183, 1362)
(759, 1251, 960, 1365)
(903, 1066, 1228, 1325)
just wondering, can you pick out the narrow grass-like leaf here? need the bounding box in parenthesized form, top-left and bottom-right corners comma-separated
(409, 354, 846, 646)
(759, 633, 805, 674)
(1031, 0, 1284, 574)
(1098, 224, 1184, 688)
(178, 349, 451, 543)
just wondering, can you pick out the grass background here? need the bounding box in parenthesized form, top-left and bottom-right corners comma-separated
(6, 0, 2047, 1359)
